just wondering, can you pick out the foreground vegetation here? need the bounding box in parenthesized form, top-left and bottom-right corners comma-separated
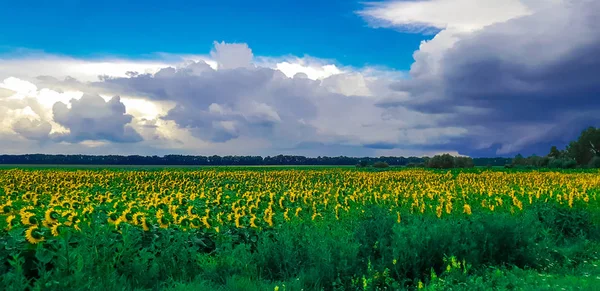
(1, 167, 599, 290)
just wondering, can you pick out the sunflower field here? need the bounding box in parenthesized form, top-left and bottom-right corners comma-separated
(1, 167, 599, 290)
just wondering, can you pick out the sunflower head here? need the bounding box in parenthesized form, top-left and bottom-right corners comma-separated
(45, 209, 59, 224)
(108, 212, 119, 224)
(1, 204, 11, 214)
(159, 217, 169, 229)
(132, 212, 144, 225)
(51, 223, 62, 237)
(5, 215, 16, 231)
(191, 217, 201, 228)
(141, 217, 150, 232)
(187, 206, 197, 216)
(124, 212, 134, 222)
(21, 213, 38, 226)
(179, 217, 190, 227)
(25, 225, 44, 244)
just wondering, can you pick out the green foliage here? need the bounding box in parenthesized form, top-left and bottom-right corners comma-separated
(567, 126, 600, 166)
(588, 156, 600, 168)
(372, 161, 389, 168)
(427, 154, 475, 169)
(406, 162, 426, 168)
(454, 156, 475, 168)
(427, 154, 455, 169)
(356, 160, 369, 168)
(1, 203, 598, 290)
(548, 157, 578, 169)
(549, 146, 562, 158)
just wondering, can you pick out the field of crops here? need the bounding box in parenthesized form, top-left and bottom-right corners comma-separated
(1, 167, 600, 290)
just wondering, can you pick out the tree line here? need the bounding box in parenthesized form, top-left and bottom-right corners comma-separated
(0, 153, 505, 167)
(508, 126, 600, 169)
(0, 154, 423, 166)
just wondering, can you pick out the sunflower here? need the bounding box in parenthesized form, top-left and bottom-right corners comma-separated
(463, 204, 472, 215)
(25, 225, 44, 244)
(5, 215, 15, 231)
(51, 223, 62, 237)
(61, 200, 71, 209)
(107, 211, 119, 224)
(159, 217, 169, 229)
(120, 209, 133, 223)
(141, 217, 150, 231)
(44, 209, 59, 224)
(156, 209, 165, 219)
(0, 201, 12, 214)
(19, 206, 34, 218)
(190, 217, 201, 229)
(82, 205, 94, 215)
(21, 212, 38, 226)
(187, 206, 197, 216)
(178, 216, 191, 227)
(132, 212, 144, 225)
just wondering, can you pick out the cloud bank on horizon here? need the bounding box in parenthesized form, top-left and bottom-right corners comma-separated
(0, 0, 598, 157)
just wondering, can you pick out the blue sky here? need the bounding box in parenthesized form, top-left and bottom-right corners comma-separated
(1, 0, 428, 70)
(0, 0, 598, 157)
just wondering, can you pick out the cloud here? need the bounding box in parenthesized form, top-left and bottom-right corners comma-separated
(210, 41, 254, 70)
(0, 52, 169, 83)
(358, 0, 560, 32)
(0, 87, 15, 99)
(52, 93, 143, 143)
(0, 41, 474, 156)
(11, 118, 52, 141)
(95, 52, 467, 151)
(361, 0, 600, 155)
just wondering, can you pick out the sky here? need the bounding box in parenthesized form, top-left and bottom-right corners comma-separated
(0, 0, 598, 158)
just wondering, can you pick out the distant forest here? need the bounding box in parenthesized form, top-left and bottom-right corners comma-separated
(0, 154, 512, 167)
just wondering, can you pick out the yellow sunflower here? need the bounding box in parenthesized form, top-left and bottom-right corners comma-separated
(0, 201, 12, 214)
(159, 217, 169, 229)
(44, 209, 59, 225)
(21, 212, 38, 226)
(25, 225, 44, 244)
(51, 223, 62, 237)
(5, 215, 15, 231)
(141, 217, 150, 232)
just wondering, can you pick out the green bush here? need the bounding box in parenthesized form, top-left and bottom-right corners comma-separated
(548, 157, 577, 169)
(588, 156, 600, 168)
(372, 161, 389, 168)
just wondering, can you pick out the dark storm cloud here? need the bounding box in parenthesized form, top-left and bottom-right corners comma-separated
(384, 0, 600, 154)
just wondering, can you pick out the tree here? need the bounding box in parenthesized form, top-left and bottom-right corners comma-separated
(512, 154, 526, 166)
(427, 154, 455, 169)
(454, 156, 475, 168)
(566, 127, 600, 166)
(548, 146, 561, 158)
(589, 156, 600, 168)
